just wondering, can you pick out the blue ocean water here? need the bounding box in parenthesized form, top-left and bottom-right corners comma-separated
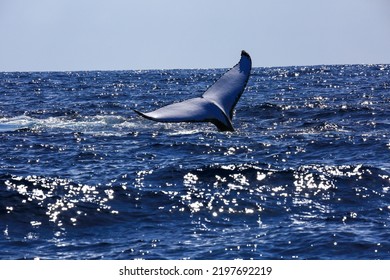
(1, 65, 390, 259)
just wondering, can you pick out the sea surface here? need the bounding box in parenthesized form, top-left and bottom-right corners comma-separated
(1, 64, 390, 259)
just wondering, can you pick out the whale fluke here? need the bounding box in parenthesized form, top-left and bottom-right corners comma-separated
(134, 50, 252, 131)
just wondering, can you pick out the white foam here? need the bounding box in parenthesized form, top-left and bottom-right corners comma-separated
(0, 115, 36, 132)
(0, 115, 137, 135)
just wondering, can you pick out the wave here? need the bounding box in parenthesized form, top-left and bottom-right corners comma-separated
(1, 174, 118, 229)
(3, 163, 388, 230)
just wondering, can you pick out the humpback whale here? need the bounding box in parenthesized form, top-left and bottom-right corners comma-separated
(134, 50, 252, 131)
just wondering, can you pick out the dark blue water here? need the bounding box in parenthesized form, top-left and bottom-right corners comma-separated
(1, 65, 390, 259)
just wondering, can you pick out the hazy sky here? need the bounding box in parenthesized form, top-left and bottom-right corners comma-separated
(1, 0, 390, 71)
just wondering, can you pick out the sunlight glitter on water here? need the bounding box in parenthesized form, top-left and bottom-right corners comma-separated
(4, 175, 116, 228)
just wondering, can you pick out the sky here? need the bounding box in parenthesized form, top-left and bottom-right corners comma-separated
(1, 0, 390, 71)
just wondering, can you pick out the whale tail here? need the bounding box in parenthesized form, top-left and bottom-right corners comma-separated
(135, 50, 252, 131)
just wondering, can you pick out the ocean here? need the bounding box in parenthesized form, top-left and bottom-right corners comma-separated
(1, 64, 390, 259)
